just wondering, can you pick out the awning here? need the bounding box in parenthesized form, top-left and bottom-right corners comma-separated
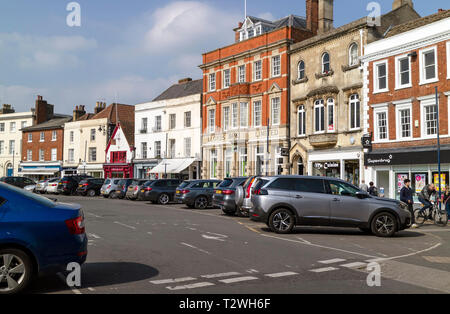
(150, 158, 196, 174)
(19, 169, 60, 176)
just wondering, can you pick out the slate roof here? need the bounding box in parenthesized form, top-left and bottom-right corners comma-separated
(246, 15, 307, 30)
(153, 79, 203, 102)
(385, 9, 450, 38)
(21, 115, 72, 132)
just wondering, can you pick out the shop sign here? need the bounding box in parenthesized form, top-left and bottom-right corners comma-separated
(362, 134, 372, 149)
(434, 173, 447, 193)
(415, 174, 427, 193)
(365, 154, 393, 166)
(314, 162, 339, 170)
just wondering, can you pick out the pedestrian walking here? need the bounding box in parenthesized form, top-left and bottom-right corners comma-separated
(368, 182, 378, 197)
(359, 180, 368, 192)
(400, 179, 417, 228)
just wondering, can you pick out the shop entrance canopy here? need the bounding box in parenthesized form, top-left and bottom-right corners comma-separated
(149, 158, 196, 174)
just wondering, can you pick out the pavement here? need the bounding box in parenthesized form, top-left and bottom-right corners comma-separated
(27, 195, 450, 294)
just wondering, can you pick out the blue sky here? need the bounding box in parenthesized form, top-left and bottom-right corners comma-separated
(0, 0, 447, 114)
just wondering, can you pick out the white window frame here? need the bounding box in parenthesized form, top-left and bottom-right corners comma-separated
(210, 149, 217, 179)
(208, 109, 216, 134)
(272, 55, 281, 77)
(239, 102, 248, 128)
(209, 73, 216, 91)
(10, 122, 16, 132)
(298, 61, 305, 80)
(51, 148, 57, 162)
(239, 147, 247, 177)
(373, 105, 389, 143)
(238, 65, 246, 83)
(395, 102, 413, 140)
(39, 149, 45, 161)
(68, 149, 75, 163)
(420, 96, 438, 139)
(395, 54, 412, 90)
(21, 121, 27, 129)
(52, 130, 57, 141)
(9, 140, 15, 155)
(298, 105, 306, 137)
(349, 43, 359, 66)
(0, 123, 4, 133)
(253, 60, 262, 82)
(253, 100, 262, 128)
(349, 94, 361, 131)
(155, 141, 161, 159)
(322, 52, 330, 74)
(28, 133, 32, 143)
(0, 141, 4, 155)
(27, 150, 32, 161)
(447, 41, 450, 80)
(314, 99, 325, 134)
(70, 131, 74, 143)
(327, 98, 335, 133)
(223, 106, 230, 131)
(271, 97, 280, 126)
(223, 69, 230, 89)
(231, 103, 238, 129)
(373, 60, 389, 93)
(40, 132, 45, 142)
(419, 46, 438, 85)
(184, 138, 191, 157)
(184, 111, 191, 128)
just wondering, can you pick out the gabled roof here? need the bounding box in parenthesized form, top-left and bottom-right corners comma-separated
(21, 115, 72, 132)
(153, 79, 203, 102)
(242, 15, 307, 31)
(385, 9, 450, 38)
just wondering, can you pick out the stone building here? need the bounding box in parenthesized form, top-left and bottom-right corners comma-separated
(289, 0, 419, 186)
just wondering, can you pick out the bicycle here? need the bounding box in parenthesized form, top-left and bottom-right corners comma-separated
(414, 201, 448, 227)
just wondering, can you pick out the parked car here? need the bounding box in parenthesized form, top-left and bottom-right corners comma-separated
(0, 177, 36, 189)
(126, 179, 149, 200)
(57, 175, 92, 195)
(140, 179, 182, 205)
(76, 178, 105, 197)
(24, 185, 36, 193)
(0, 182, 87, 294)
(235, 176, 260, 217)
(212, 177, 248, 216)
(249, 176, 412, 237)
(100, 179, 122, 198)
(112, 179, 135, 199)
(175, 180, 221, 209)
(35, 178, 58, 194)
(45, 179, 60, 194)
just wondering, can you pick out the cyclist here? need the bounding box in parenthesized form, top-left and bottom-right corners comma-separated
(418, 183, 437, 220)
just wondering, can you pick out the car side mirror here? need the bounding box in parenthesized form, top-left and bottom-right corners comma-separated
(356, 191, 370, 199)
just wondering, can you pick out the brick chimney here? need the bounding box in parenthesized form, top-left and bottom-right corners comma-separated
(73, 105, 87, 121)
(306, 0, 319, 35)
(34, 95, 54, 125)
(318, 0, 333, 34)
(94, 102, 106, 114)
(0, 104, 15, 114)
(178, 78, 193, 84)
(392, 0, 413, 10)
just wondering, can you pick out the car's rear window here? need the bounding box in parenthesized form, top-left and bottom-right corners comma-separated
(179, 181, 190, 189)
(218, 179, 233, 188)
(0, 182, 55, 208)
(253, 179, 270, 191)
(295, 179, 326, 194)
(268, 178, 297, 191)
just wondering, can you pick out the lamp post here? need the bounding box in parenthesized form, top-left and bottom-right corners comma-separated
(436, 87, 442, 212)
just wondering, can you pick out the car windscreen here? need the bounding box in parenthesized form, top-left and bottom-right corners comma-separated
(218, 179, 233, 188)
(104, 179, 111, 185)
(0, 182, 56, 208)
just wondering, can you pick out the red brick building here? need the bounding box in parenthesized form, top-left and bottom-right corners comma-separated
(19, 96, 72, 180)
(200, 1, 319, 179)
(362, 10, 450, 201)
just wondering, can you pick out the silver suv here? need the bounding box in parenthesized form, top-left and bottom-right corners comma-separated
(249, 176, 412, 238)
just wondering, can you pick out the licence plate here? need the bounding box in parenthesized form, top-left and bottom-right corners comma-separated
(101, 191, 105, 194)
(176, 191, 180, 194)
(141, 190, 145, 193)
(216, 190, 222, 194)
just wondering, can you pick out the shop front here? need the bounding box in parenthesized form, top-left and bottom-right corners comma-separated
(18, 162, 63, 181)
(364, 147, 450, 203)
(134, 160, 160, 180)
(307, 149, 364, 186)
(103, 164, 134, 179)
(76, 164, 104, 178)
(150, 158, 199, 180)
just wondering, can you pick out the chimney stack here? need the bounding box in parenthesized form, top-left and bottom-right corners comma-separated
(94, 101, 106, 114)
(73, 105, 87, 121)
(392, 0, 413, 10)
(318, 0, 334, 34)
(178, 78, 193, 84)
(34, 95, 54, 125)
(0, 104, 15, 114)
(306, 0, 319, 35)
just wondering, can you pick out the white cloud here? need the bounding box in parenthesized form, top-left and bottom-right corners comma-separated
(0, 84, 48, 110)
(0, 33, 97, 69)
(143, 1, 240, 54)
(257, 12, 276, 21)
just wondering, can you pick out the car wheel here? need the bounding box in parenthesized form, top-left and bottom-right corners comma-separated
(371, 212, 397, 238)
(269, 208, 295, 234)
(158, 193, 170, 205)
(194, 196, 208, 209)
(87, 189, 96, 197)
(0, 249, 33, 295)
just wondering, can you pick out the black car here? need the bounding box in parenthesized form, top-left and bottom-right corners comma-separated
(175, 180, 221, 209)
(141, 179, 182, 205)
(57, 175, 93, 195)
(212, 177, 248, 216)
(112, 179, 135, 199)
(76, 178, 105, 197)
(0, 177, 36, 189)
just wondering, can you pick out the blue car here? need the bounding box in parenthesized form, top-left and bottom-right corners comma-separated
(0, 182, 88, 294)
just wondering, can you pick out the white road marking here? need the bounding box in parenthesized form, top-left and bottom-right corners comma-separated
(265, 272, 299, 278)
(296, 237, 312, 244)
(88, 233, 101, 239)
(366, 242, 442, 263)
(147, 232, 153, 235)
(187, 227, 197, 231)
(87, 287, 95, 292)
(57, 272, 82, 295)
(202, 234, 226, 242)
(181, 242, 211, 255)
(206, 232, 228, 238)
(219, 276, 259, 284)
(201, 272, 241, 279)
(309, 267, 338, 273)
(114, 221, 137, 230)
(318, 258, 347, 265)
(150, 277, 196, 285)
(246, 269, 259, 274)
(166, 282, 215, 291)
(340, 262, 367, 269)
(87, 213, 101, 218)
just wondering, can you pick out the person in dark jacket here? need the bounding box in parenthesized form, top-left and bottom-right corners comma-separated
(400, 179, 417, 227)
(418, 184, 436, 220)
(368, 182, 378, 197)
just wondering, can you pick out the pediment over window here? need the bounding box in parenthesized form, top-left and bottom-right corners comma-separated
(268, 82, 282, 94)
(206, 96, 217, 106)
